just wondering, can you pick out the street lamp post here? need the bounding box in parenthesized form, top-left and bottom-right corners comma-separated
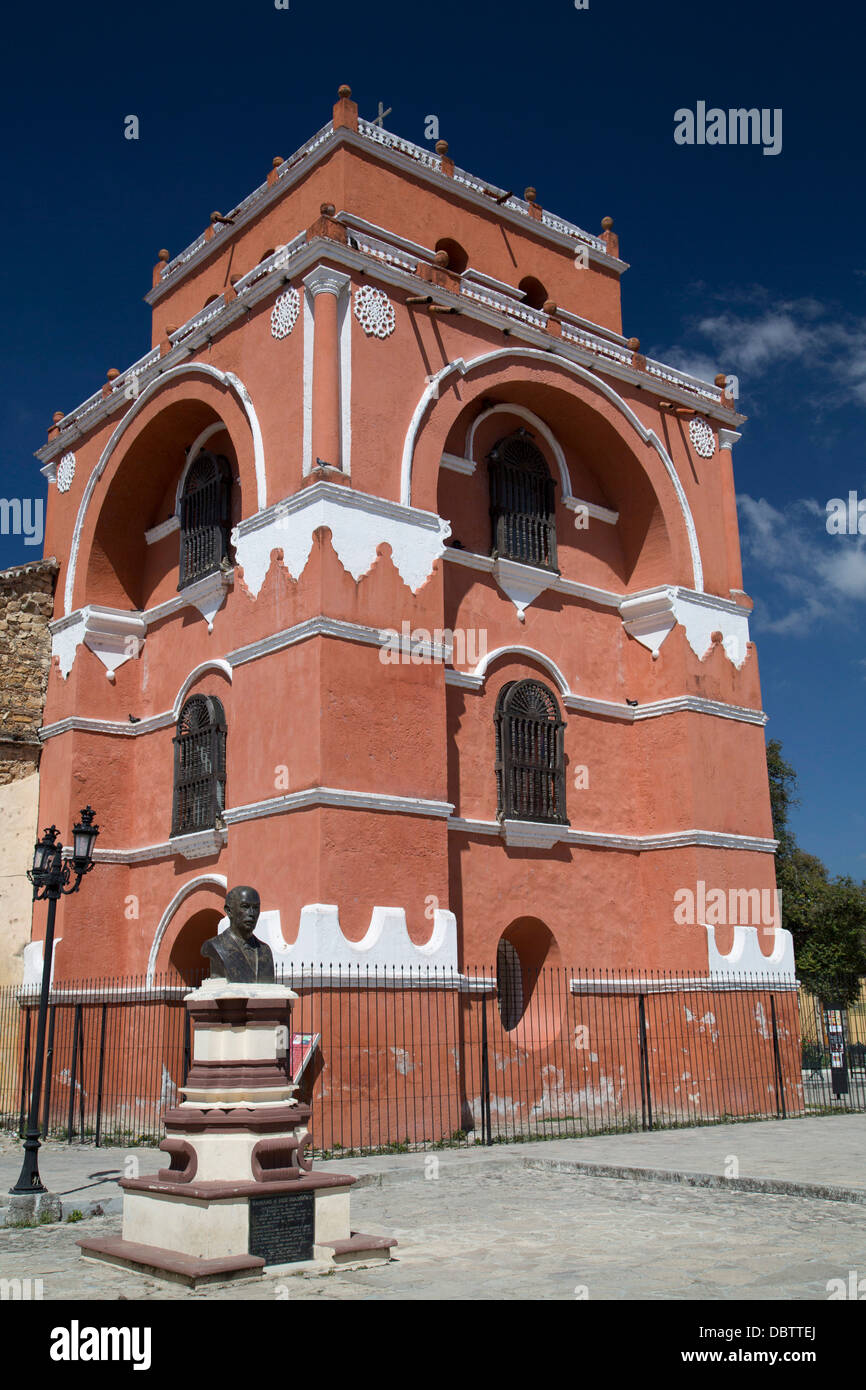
(10, 806, 99, 1195)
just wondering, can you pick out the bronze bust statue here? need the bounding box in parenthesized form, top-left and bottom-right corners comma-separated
(201, 886, 276, 983)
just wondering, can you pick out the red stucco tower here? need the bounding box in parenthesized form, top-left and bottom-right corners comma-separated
(31, 86, 792, 996)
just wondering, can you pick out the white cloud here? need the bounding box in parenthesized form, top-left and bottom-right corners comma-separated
(659, 290, 866, 413)
(738, 493, 866, 631)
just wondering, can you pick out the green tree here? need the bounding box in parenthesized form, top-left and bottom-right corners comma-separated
(765, 739, 866, 1005)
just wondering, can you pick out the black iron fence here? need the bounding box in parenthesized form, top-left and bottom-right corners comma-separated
(1, 968, 863, 1154)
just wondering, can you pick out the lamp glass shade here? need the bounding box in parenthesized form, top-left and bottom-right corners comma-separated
(32, 839, 53, 875)
(72, 815, 99, 867)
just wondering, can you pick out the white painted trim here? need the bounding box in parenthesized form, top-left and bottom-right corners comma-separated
(442, 547, 623, 609)
(447, 818, 777, 853)
(52, 571, 233, 677)
(705, 923, 795, 978)
(301, 266, 351, 475)
(471, 645, 572, 696)
(91, 787, 454, 864)
(562, 496, 619, 526)
(718, 430, 742, 452)
(302, 285, 313, 475)
(63, 363, 266, 616)
(269, 903, 459, 973)
(339, 276, 352, 476)
(630, 695, 766, 726)
(146, 874, 228, 984)
(467, 404, 573, 498)
(442, 548, 749, 662)
(39, 620, 766, 741)
(224, 786, 454, 825)
(168, 828, 228, 860)
(173, 659, 233, 717)
(402, 348, 704, 590)
(44, 238, 737, 475)
(440, 452, 475, 475)
(40, 712, 175, 740)
(570, 973, 797, 993)
(502, 819, 571, 848)
(230, 481, 450, 596)
(144, 516, 180, 545)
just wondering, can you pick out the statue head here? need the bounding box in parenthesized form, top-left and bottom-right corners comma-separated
(224, 885, 261, 942)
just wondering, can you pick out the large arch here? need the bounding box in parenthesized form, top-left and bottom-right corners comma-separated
(64, 364, 266, 615)
(401, 349, 704, 591)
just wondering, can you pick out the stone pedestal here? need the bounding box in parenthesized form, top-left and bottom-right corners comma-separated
(78, 980, 395, 1286)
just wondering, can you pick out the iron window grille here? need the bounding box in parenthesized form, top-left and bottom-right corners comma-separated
(495, 679, 568, 824)
(496, 938, 525, 1030)
(488, 430, 558, 571)
(171, 695, 227, 837)
(178, 452, 232, 589)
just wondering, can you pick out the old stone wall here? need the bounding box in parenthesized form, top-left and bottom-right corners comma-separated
(0, 558, 57, 783)
(0, 558, 57, 984)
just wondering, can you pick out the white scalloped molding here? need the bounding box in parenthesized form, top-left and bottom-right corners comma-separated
(231, 481, 451, 596)
(621, 586, 750, 666)
(706, 924, 795, 980)
(50, 607, 146, 681)
(50, 574, 232, 678)
(247, 903, 458, 972)
(22, 937, 62, 989)
(51, 612, 87, 679)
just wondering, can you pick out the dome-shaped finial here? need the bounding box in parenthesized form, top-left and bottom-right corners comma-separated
(338, 84, 352, 99)
(601, 216, 614, 231)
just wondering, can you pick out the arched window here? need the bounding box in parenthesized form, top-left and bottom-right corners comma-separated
(178, 452, 232, 589)
(171, 695, 227, 837)
(495, 680, 567, 824)
(488, 431, 558, 571)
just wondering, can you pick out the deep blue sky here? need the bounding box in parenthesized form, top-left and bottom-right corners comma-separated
(2, 0, 862, 879)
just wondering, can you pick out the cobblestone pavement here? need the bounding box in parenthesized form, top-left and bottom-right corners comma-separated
(2, 1166, 865, 1301)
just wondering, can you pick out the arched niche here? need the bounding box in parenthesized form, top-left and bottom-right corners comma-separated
(81, 399, 242, 612)
(438, 382, 675, 591)
(148, 876, 227, 984)
(495, 916, 563, 1049)
(66, 367, 264, 616)
(168, 906, 223, 985)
